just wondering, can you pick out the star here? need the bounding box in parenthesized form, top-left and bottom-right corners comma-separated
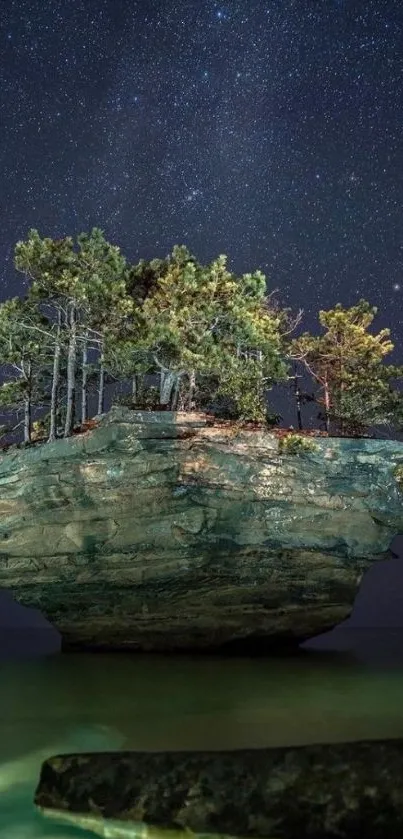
(0, 0, 402, 400)
(185, 189, 202, 203)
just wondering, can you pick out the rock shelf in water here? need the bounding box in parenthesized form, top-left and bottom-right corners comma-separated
(34, 740, 403, 838)
(0, 406, 402, 651)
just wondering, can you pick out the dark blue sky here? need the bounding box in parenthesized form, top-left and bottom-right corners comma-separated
(1, 0, 403, 344)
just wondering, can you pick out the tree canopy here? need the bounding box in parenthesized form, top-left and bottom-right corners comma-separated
(0, 230, 399, 446)
(290, 300, 403, 434)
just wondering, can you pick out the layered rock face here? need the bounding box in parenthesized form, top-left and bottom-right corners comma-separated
(0, 407, 402, 651)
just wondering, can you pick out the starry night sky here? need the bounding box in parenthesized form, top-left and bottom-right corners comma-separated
(1, 0, 403, 346)
(2, 0, 403, 633)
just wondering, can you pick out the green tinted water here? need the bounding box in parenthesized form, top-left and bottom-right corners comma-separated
(2, 632, 403, 838)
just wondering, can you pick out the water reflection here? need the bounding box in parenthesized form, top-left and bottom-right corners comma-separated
(2, 630, 403, 837)
(0, 723, 122, 839)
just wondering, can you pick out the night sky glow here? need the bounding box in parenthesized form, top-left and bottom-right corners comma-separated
(1, 0, 403, 337)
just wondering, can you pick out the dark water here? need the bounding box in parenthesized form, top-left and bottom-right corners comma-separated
(2, 627, 403, 838)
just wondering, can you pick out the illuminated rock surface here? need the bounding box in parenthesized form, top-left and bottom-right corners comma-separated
(35, 741, 403, 839)
(0, 407, 402, 651)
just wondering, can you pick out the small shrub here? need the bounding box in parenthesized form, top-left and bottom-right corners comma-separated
(31, 420, 47, 441)
(393, 464, 403, 486)
(278, 433, 318, 455)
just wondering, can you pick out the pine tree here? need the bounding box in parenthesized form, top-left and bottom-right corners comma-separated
(138, 249, 288, 419)
(15, 231, 76, 440)
(74, 228, 132, 417)
(15, 228, 133, 437)
(289, 300, 403, 435)
(0, 298, 52, 442)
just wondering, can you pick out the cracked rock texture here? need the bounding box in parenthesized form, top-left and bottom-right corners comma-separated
(0, 407, 402, 652)
(35, 741, 403, 839)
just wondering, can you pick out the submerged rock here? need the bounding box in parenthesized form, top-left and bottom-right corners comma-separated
(0, 407, 402, 651)
(35, 741, 403, 839)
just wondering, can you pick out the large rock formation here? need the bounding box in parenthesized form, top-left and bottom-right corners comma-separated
(34, 741, 403, 839)
(0, 407, 402, 651)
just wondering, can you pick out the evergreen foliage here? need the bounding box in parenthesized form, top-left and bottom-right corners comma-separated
(0, 231, 398, 445)
(290, 300, 403, 435)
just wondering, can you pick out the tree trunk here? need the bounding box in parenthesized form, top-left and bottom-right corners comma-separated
(48, 310, 62, 443)
(81, 335, 88, 425)
(293, 365, 303, 430)
(71, 386, 76, 431)
(23, 360, 32, 444)
(64, 302, 77, 438)
(97, 344, 105, 415)
(324, 376, 330, 433)
(338, 364, 345, 435)
(131, 374, 137, 404)
(160, 369, 176, 406)
(171, 375, 182, 411)
(188, 369, 196, 411)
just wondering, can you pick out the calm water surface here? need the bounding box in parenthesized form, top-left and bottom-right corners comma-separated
(2, 628, 403, 838)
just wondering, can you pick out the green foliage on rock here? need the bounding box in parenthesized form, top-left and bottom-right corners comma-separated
(15, 227, 133, 439)
(278, 433, 318, 455)
(393, 464, 403, 487)
(0, 230, 396, 446)
(290, 300, 403, 435)
(9, 236, 291, 440)
(131, 249, 288, 419)
(0, 296, 53, 442)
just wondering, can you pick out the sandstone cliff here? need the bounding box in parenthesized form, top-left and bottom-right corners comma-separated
(0, 407, 402, 651)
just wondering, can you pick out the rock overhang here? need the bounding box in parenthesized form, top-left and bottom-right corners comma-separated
(0, 407, 402, 651)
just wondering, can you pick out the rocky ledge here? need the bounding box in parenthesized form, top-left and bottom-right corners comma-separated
(35, 741, 403, 839)
(0, 407, 402, 652)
